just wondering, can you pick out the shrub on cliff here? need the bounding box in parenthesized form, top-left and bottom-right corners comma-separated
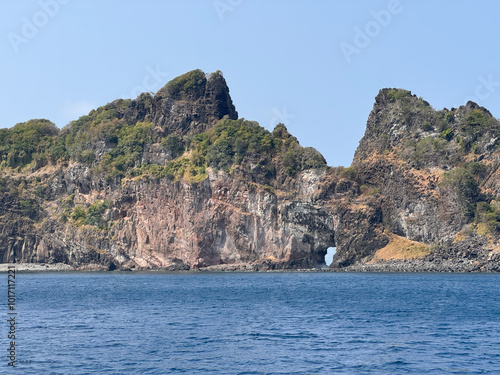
(161, 134, 185, 158)
(282, 150, 298, 175)
(0, 119, 61, 169)
(414, 137, 450, 167)
(467, 162, 488, 183)
(64, 100, 139, 164)
(299, 147, 327, 170)
(440, 128, 453, 141)
(457, 108, 500, 152)
(70, 201, 110, 229)
(85, 201, 111, 229)
(465, 109, 490, 128)
(196, 118, 273, 171)
(387, 89, 411, 101)
(439, 167, 478, 218)
(95, 121, 153, 173)
(475, 202, 500, 233)
(71, 206, 86, 223)
(339, 166, 357, 180)
(20, 199, 38, 219)
(163, 69, 206, 99)
(128, 118, 326, 181)
(206, 137, 234, 170)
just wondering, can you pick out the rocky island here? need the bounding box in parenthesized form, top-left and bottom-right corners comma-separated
(1, 70, 499, 272)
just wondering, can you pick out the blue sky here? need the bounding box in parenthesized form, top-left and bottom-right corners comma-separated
(1, 0, 499, 167)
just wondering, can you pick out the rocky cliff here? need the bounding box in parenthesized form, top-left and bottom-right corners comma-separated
(1, 72, 499, 271)
(349, 89, 500, 271)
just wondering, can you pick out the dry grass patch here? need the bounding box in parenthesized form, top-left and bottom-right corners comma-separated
(264, 256, 279, 262)
(374, 234, 430, 260)
(475, 223, 490, 237)
(453, 231, 466, 243)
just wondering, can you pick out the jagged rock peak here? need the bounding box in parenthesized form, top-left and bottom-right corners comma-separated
(353, 88, 500, 164)
(153, 69, 238, 136)
(374, 88, 428, 105)
(456, 100, 493, 118)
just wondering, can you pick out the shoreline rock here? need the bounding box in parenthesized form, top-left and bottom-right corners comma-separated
(1, 261, 498, 273)
(0, 263, 75, 272)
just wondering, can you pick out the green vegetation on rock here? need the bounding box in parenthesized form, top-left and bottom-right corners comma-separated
(440, 127, 453, 141)
(440, 167, 478, 218)
(0, 119, 61, 169)
(71, 201, 111, 229)
(128, 119, 326, 182)
(162, 69, 206, 99)
(475, 201, 500, 234)
(104, 121, 153, 173)
(161, 134, 185, 159)
(387, 89, 411, 101)
(2, 72, 500, 272)
(19, 199, 38, 219)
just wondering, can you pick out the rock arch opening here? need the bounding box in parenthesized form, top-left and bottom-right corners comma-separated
(324, 247, 336, 267)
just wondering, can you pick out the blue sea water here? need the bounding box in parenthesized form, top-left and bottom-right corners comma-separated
(5, 272, 500, 374)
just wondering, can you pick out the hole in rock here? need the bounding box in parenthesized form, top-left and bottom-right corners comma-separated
(324, 247, 336, 267)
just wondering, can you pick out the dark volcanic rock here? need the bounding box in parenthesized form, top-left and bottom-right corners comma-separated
(153, 70, 238, 136)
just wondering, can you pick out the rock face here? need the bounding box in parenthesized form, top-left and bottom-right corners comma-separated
(0, 74, 499, 271)
(152, 70, 238, 136)
(350, 89, 500, 271)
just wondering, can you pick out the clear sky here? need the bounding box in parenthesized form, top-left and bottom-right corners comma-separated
(1, 0, 499, 167)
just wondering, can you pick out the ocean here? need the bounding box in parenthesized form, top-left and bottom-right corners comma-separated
(6, 272, 500, 374)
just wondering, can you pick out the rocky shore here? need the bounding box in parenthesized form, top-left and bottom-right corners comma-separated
(0, 263, 75, 272)
(3, 258, 499, 273)
(333, 259, 500, 273)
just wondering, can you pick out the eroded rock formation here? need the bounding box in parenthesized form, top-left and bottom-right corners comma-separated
(0, 72, 499, 271)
